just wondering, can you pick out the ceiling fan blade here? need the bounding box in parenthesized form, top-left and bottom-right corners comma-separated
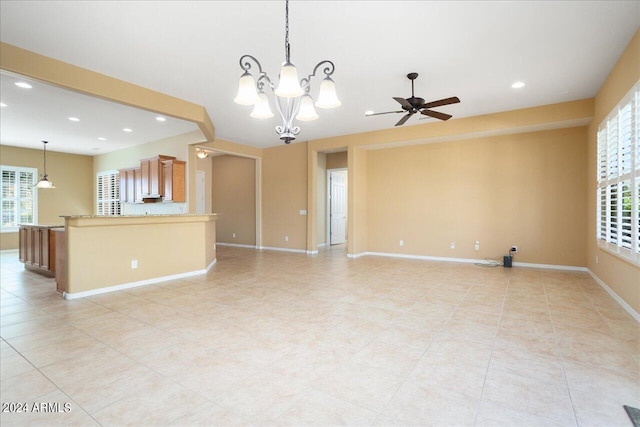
(366, 110, 404, 116)
(420, 109, 452, 121)
(420, 96, 461, 109)
(395, 113, 413, 126)
(393, 97, 413, 110)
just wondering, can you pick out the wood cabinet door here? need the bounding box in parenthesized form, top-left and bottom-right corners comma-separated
(134, 168, 143, 203)
(40, 228, 51, 270)
(162, 161, 173, 201)
(19, 227, 27, 262)
(32, 228, 41, 267)
(119, 170, 128, 202)
(140, 159, 151, 196)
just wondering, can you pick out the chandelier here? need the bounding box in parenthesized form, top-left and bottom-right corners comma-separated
(233, 0, 341, 144)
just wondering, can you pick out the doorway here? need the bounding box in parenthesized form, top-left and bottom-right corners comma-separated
(328, 169, 347, 245)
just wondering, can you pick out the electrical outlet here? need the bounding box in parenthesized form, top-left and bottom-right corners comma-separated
(511, 245, 518, 253)
(450, 242, 455, 249)
(285, 235, 289, 242)
(596, 255, 599, 264)
(399, 240, 404, 247)
(232, 233, 236, 238)
(474, 240, 480, 251)
(131, 259, 138, 269)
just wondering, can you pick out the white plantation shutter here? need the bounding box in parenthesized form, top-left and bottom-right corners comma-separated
(97, 171, 121, 216)
(0, 166, 37, 231)
(597, 81, 639, 265)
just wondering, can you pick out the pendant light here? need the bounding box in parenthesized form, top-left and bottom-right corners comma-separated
(35, 141, 55, 189)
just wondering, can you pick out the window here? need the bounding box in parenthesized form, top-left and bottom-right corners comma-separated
(97, 171, 121, 216)
(0, 166, 38, 232)
(597, 81, 640, 266)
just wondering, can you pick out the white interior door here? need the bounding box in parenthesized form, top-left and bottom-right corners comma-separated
(195, 170, 205, 214)
(329, 170, 347, 245)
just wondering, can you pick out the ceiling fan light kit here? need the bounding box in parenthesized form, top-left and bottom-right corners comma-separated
(234, 0, 340, 144)
(367, 73, 460, 126)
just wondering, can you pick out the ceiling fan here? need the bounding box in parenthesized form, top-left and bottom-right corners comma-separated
(366, 72, 460, 126)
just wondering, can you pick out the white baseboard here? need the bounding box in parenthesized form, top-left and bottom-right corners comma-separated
(257, 246, 307, 254)
(512, 261, 587, 271)
(362, 251, 587, 272)
(306, 250, 319, 255)
(317, 243, 328, 248)
(64, 259, 217, 300)
(587, 269, 640, 323)
(0, 249, 18, 254)
(347, 252, 367, 259)
(216, 242, 257, 249)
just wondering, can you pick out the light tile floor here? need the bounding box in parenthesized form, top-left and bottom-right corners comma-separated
(1, 246, 638, 426)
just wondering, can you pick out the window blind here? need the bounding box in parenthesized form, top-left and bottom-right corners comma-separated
(596, 81, 639, 266)
(97, 171, 121, 216)
(0, 166, 37, 231)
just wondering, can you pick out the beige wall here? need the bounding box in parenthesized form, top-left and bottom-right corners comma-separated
(367, 127, 587, 265)
(326, 151, 347, 170)
(317, 153, 327, 245)
(0, 145, 93, 250)
(211, 155, 256, 246)
(587, 29, 640, 314)
(348, 146, 368, 255)
(262, 142, 308, 250)
(196, 155, 213, 214)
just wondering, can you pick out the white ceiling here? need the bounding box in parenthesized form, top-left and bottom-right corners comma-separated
(0, 1, 639, 153)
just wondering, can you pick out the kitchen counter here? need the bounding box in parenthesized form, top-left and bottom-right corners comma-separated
(61, 214, 217, 299)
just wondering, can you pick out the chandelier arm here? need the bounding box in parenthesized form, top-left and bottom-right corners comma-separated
(239, 54, 275, 91)
(300, 60, 336, 90)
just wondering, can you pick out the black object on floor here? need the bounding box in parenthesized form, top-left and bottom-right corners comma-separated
(624, 405, 640, 427)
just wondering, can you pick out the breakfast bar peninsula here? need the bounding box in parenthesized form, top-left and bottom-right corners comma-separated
(59, 214, 217, 299)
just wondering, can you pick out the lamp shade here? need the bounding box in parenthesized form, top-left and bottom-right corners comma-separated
(35, 175, 55, 189)
(196, 150, 208, 159)
(250, 91, 275, 119)
(274, 62, 304, 98)
(234, 71, 260, 105)
(295, 94, 319, 121)
(315, 77, 341, 108)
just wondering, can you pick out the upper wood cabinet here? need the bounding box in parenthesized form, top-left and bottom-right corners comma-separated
(162, 159, 186, 202)
(140, 155, 175, 198)
(118, 155, 185, 203)
(118, 167, 139, 203)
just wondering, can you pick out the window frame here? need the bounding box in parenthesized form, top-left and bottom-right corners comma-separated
(596, 80, 639, 266)
(0, 165, 38, 233)
(96, 170, 121, 216)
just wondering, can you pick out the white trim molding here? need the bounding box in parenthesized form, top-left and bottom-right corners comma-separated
(587, 269, 640, 323)
(63, 259, 217, 300)
(216, 242, 258, 249)
(257, 246, 308, 254)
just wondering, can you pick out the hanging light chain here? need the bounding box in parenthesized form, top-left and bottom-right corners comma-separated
(284, 0, 290, 63)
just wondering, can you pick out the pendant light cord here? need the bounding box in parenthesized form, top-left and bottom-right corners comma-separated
(284, 0, 290, 62)
(43, 141, 47, 176)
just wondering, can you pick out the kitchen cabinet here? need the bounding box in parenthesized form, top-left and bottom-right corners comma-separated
(118, 167, 140, 203)
(140, 155, 175, 198)
(162, 159, 186, 202)
(18, 225, 62, 276)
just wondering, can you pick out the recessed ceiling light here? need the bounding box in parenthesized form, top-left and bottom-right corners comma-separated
(511, 81, 525, 89)
(97, 137, 106, 141)
(0, 102, 6, 108)
(15, 82, 32, 89)
(155, 116, 166, 122)
(123, 128, 132, 132)
(68, 117, 80, 122)
(365, 110, 374, 116)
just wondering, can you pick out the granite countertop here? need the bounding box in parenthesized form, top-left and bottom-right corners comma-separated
(60, 214, 218, 219)
(18, 224, 65, 228)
